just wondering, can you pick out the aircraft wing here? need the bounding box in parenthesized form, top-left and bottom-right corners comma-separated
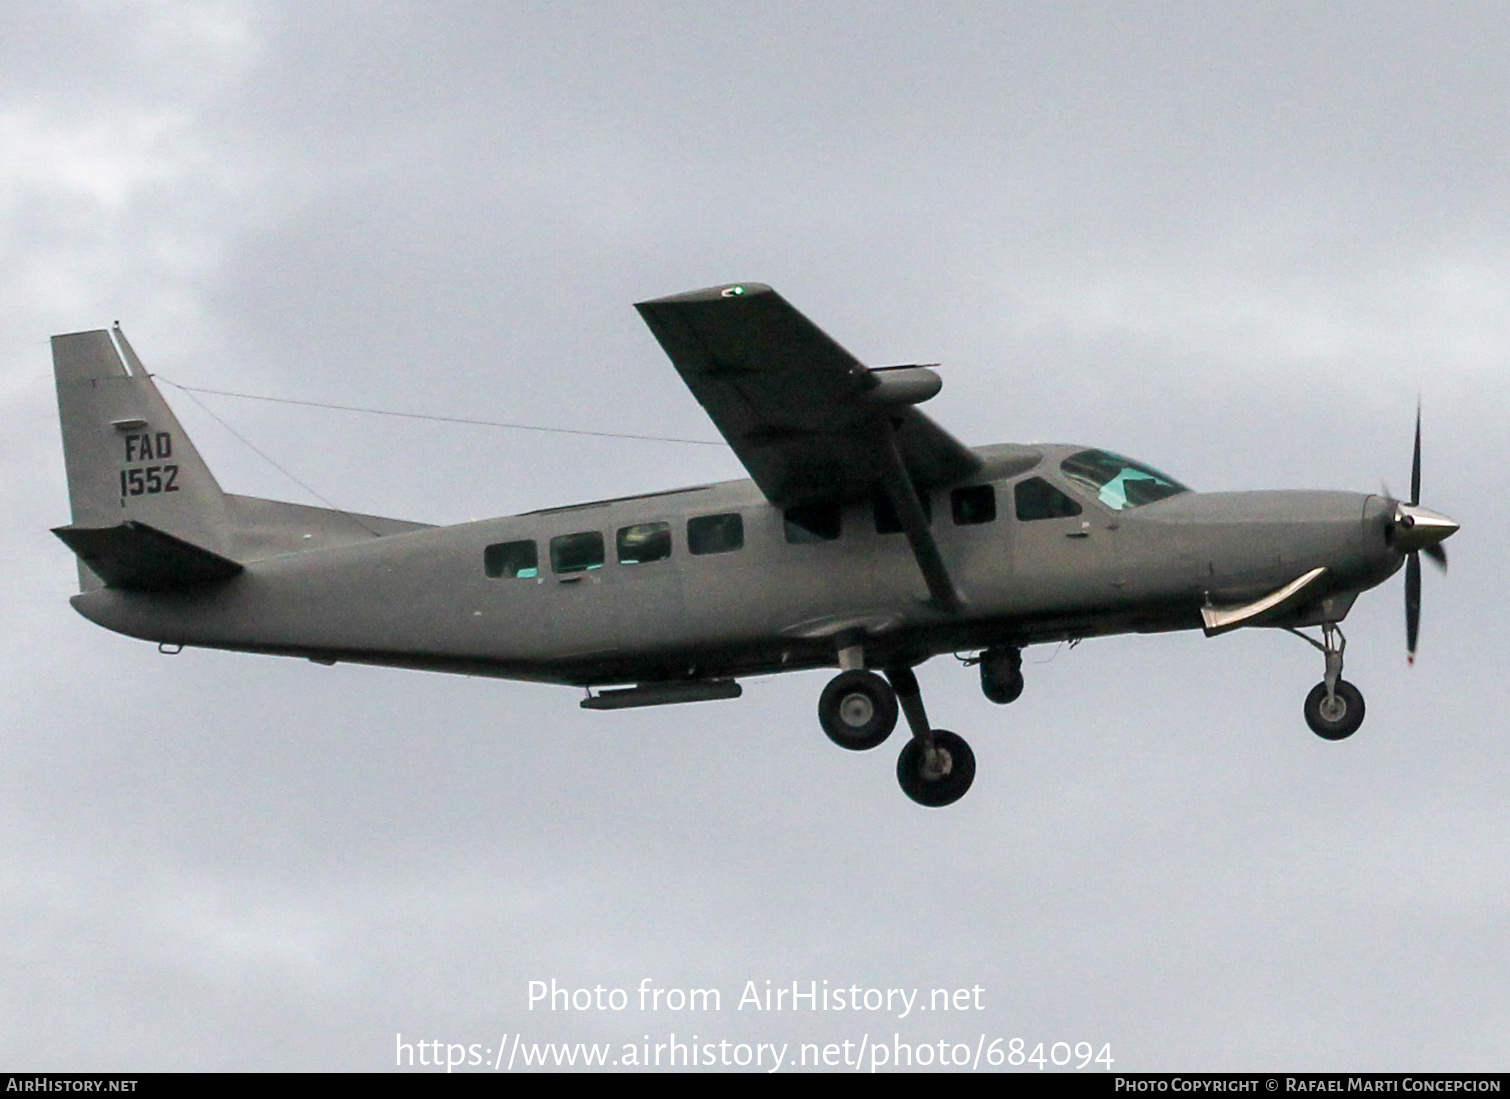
(635, 284, 981, 507)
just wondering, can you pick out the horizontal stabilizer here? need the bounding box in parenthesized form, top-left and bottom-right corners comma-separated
(53, 521, 244, 591)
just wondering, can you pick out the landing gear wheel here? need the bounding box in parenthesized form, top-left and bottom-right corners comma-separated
(1304, 680, 1365, 740)
(980, 647, 1024, 705)
(818, 670, 898, 750)
(896, 730, 976, 807)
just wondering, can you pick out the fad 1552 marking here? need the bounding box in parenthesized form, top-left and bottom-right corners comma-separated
(124, 432, 172, 462)
(119, 465, 179, 499)
(119, 432, 179, 502)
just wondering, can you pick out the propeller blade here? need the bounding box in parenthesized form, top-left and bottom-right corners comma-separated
(1410, 403, 1421, 507)
(1424, 542, 1448, 571)
(1405, 550, 1421, 663)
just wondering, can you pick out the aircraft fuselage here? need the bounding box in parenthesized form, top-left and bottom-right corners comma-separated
(70, 442, 1402, 688)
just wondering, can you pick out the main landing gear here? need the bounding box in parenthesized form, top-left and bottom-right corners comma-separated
(1289, 623, 1366, 740)
(818, 669, 898, 751)
(816, 643, 976, 807)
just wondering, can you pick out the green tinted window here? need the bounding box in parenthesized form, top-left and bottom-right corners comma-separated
(951, 485, 996, 525)
(687, 513, 743, 555)
(617, 521, 672, 565)
(1059, 449, 1188, 510)
(1014, 477, 1083, 521)
(784, 502, 842, 543)
(484, 540, 538, 579)
(550, 531, 605, 573)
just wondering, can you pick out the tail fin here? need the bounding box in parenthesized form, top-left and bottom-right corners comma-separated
(53, 326, 233, 589)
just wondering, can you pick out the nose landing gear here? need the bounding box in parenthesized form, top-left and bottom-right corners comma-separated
(1304, 679, 1365, 740)
(1289, 623, 1366, 740)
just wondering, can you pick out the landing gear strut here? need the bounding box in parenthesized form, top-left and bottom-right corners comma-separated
(817, 641, 976, 805)
(1290, 623, 1366, 740)
(887, 666, 975, 807)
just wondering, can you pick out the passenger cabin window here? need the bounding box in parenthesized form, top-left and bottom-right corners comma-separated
(617, 521, 672, 565)
(951, 485, 996, 525)
(550, 530, 605, 573)
(1014, 477, 1083, 521)
(484, 539, 539, 579)
(784, 502, 842, 543)
(687, 513, 744, 555)
(873, 491, 931, 534)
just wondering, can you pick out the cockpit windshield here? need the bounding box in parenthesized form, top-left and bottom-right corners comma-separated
(1059, 449, 1189, 510)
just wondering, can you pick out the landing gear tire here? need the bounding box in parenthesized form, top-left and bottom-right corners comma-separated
(896, 730, 976, 807)
(819, 670, 898, 751)
(1304, 680, 1365, 740)
(979, 647, 1024, 705)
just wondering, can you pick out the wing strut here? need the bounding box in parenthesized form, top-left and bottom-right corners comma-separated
(875, 418, 963, 613)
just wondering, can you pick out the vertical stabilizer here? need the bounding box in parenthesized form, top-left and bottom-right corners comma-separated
(53, 327, 233, 588)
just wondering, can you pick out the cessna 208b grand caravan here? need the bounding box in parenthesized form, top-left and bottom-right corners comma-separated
(51, 283, 1458, 806)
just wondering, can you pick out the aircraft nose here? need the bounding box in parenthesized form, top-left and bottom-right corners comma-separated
(1391, 503, 1459, 553)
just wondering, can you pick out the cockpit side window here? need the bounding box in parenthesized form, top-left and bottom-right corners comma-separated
(1059, 449, 1188, 511)
(1014, 477, 1082, 521)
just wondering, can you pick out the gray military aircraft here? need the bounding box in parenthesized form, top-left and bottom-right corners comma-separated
(51, 283, 1458, 806)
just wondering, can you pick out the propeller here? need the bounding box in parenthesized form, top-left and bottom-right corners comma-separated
(1392, 405, 1457, 664)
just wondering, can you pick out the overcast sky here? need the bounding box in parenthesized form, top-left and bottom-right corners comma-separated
(3, 1, 1508, 1072)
